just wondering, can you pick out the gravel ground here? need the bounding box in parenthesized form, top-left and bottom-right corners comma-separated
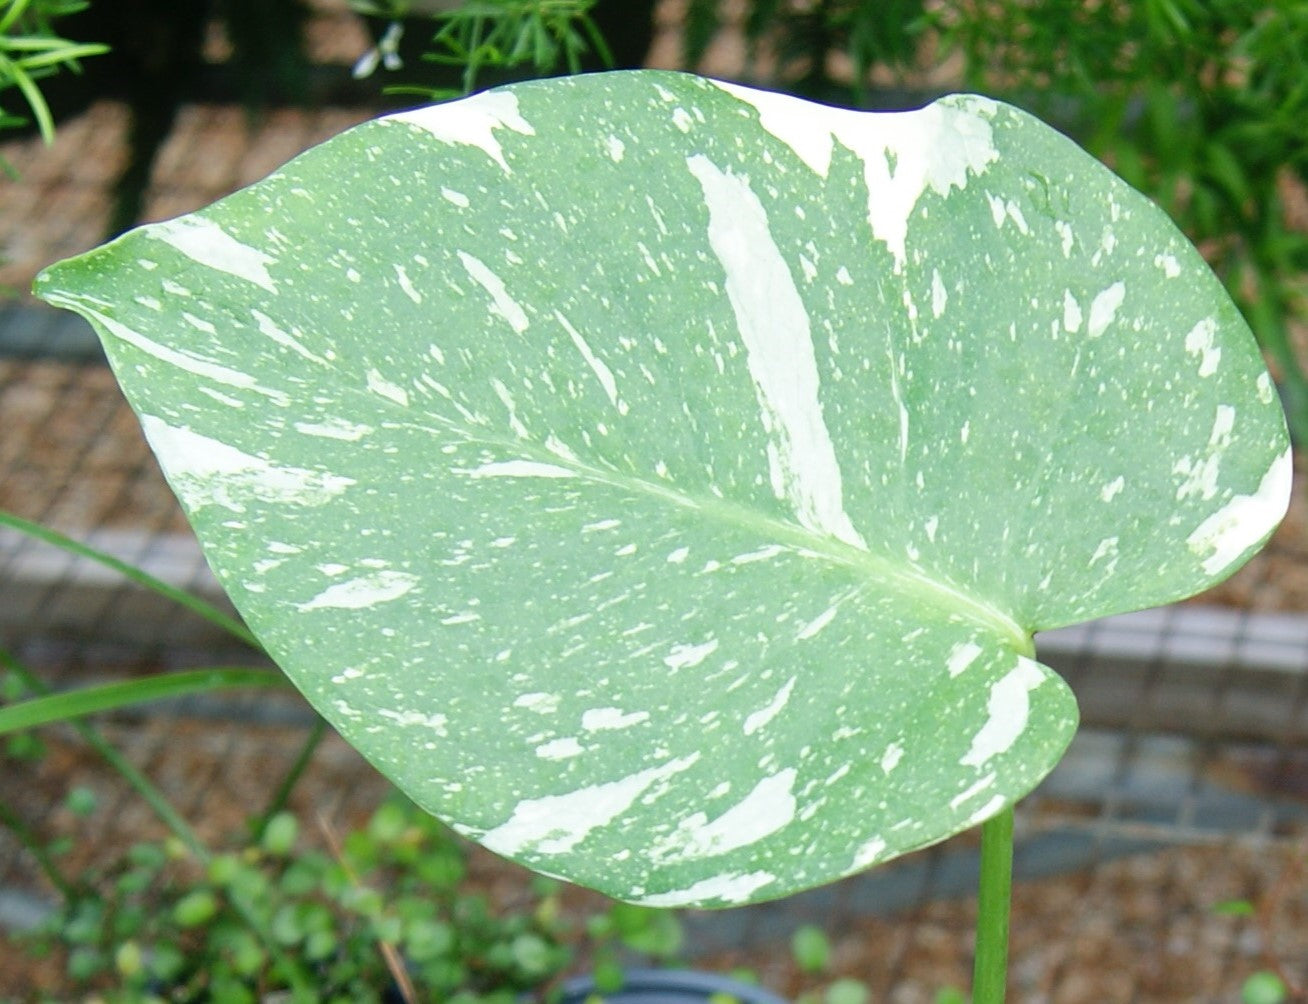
(3, 705, 1308, 1003)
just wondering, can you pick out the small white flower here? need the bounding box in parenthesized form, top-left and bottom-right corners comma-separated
(352, 21, 405, 79)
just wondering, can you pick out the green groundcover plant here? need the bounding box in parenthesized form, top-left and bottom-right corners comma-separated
(17, 788, 693, 1003)
(23, 70, 1293, 999)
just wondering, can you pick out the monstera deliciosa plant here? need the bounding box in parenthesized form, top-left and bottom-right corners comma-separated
(33, 70, 1290, 1000)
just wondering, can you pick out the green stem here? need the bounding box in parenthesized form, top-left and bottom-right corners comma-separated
(251, 715, 327, 840)
(972, 805, 1014, 1004)
(0, 667, 291, 735)
(1, 644, 207, 855)
(0, 510, 261, 649)
(0, 796, 77, 902)
(0, 647, 315, 993)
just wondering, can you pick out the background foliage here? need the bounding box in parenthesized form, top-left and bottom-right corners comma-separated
(4, 0, 1305, 439)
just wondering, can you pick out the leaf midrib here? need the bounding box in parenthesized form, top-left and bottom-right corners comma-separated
(388, 414, 1032, 651)
(48, 277, 1032, 655)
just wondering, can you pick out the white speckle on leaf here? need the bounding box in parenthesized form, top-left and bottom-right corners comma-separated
(480, 754, 699, 857)
(881, 742, 904, 773)
(1154, 252, 1181, 277)
(1101, 476, 1125, 502)
(960, 656, 1045, 767)
(946, 641, 983, 678)
(1087, 281, 1125, 338)
(1175, 406, 1236, 501)
(667, 546, 690, 564)
(366, 368, 409, 407)
(251, 309, 328, 365)
(986, 193, 1006, 228)
(464, 460, 575, 479)
(297, 570, 419, 611)
(931, 269, 948, 317)
(394, 264, 422, 304)
(664, 639, 719, 670)
(851, 837, 887, 871)
(636, 871, 776, 908)
(378, 708, 448, 734)
(385, 89, 533, 171)
(140, 415, 354, 514)
(950, 772, 997, 809)
(795, 604, 838, 640)
(441, 186, 470, 207)
(182, 312, 215, 334)
(1187, 448, 1293, 576)
(1062, 290, 1082, 333)
(150, 216, 277, 292)
(986, 194, 1030, 235)
(1257, 372, 1275, 405)
(556, 311, 622, 411)
(1055, 220, 1074, 257)
(605, 134, 625, 161)
(440, 610, 481, 625)
(1089, 536, 1119, 568)
(582, 708, 650, 732)
(458, 251, 529, 332)
(491, 378, 529, 438)
(294, 418, 372, 441)
(1184, 317, 1221, 377)
(687, 154, 865, 550)
(536, 737, 584, 760)
(731, 544, 786, 565)
(672, 106, 693, 132)
(966, 795, 1008, 827)
(743, 676, 796, 735)
(654, 769, 797, 862)
(515, 692, 560, 714)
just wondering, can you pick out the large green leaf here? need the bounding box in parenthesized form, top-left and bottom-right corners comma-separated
(34, 71, 1289, 907)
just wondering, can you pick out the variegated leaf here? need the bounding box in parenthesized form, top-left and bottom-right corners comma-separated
(35, 71, 1289, 907)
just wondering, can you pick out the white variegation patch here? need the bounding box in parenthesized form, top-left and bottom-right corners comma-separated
(385, 88, 534, 171)
(141, 416, 354, 514)
(688, 154, 865, 550)
(481, 755, 698, 857)
(1187, 448, 1293, 575)
(960, 657, 1046, 768)
(151, 216, 277, 292)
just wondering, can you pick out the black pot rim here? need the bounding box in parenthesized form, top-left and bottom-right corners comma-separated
(557, 966, 789, 1003)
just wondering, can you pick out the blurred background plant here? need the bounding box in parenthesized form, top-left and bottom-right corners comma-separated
(0, 0, 105, 151)
(5, 0, 1304, 438)
(20, 790, 690, 1003)
(936, 0, 1308, 450)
